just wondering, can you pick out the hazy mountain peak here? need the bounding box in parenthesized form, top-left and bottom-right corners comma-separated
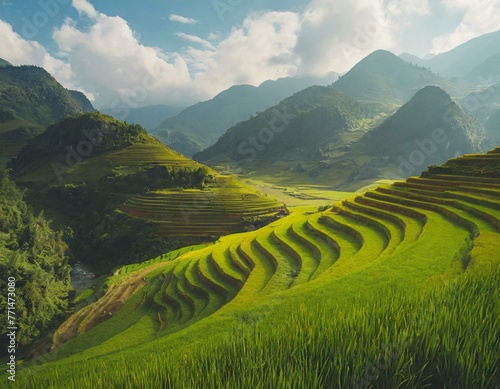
(0, 58, 12, 67)
(332, 49, 455, 104)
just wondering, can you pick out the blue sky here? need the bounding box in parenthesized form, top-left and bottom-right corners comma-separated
(0, 0, 498, 108)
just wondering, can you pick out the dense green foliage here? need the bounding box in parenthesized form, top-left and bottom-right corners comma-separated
(0, 171, 71, 350)
(8, 114, 209, 271)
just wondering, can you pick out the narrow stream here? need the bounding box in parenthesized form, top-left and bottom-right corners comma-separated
(70, 263, 95, 293)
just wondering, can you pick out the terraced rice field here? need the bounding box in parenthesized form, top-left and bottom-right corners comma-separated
(16, 140, 286, 239)
(52, 149, 500, 356)
(120, 176, 285, 237)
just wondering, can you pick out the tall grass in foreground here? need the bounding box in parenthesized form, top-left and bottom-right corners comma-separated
(17, 266, 499, 389)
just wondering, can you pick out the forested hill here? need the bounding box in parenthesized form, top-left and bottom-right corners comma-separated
(0, 171, 71, 352)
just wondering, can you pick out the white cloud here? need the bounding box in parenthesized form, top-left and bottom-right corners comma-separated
(2, 0, 497, 109)
(176, 33, 215, 49)
(72, 0, 98, 18)
(187, 11, 301, 90)
(169, 14, 198, 24)
(51, 6, 303, 108)
(295, 0, 394, 74)
(52, 11, 198, 108)
(0, 20, 74, 87)
(386, 0, 430, 16)
(431, 0, 500, 53)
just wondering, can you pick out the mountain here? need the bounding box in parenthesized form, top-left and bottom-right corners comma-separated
(399, 52, 426, 67)
(0, 65, 82, 127)
(9, 113, 284, 272)
(152, 73, 340, 156)
(425, 30, 500, 78)
(100, 104, 184, 131)
(0, 58, 11, 67)
(332, 50, 460, 104)
(69, 90, 95, 113)
(196, 85, 488, 189)
(461, 82, 500, 142)
(153, 129, 206, 158)
(0, 63, 85, 167)
(194, 86, 377, 170)
(344, 86, 490, 184)
(464, 53, 500, 83)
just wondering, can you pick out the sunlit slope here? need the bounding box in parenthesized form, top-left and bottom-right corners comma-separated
(9, 113, 285, 268)
(44, 149, 500, 367)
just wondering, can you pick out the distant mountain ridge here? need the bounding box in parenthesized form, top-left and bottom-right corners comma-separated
(426, 30, 500, 78)
(196, 84, 489, 189)
(399, 30, 500, 81)
(332, 50, 460, 104)
(342, 86, 490, 184)
(194, 85, 381, 171)
(152, 73, 340, 156)
(100, 104, 184, 131)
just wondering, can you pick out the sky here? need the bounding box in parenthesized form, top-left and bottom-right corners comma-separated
(0, 0, 499, 109)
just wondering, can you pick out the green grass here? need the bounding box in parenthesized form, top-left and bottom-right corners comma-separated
(5, 152, 500, 388)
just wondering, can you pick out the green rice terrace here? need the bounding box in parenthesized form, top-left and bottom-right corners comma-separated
(8, 113, 286, 268)
(120, 175, 284, 237)
(10, 149, 499, 388)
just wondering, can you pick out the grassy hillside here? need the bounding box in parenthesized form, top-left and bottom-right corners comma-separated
(0, 65, 82, 127)
(9, 113, 285, 272)
(8, 149, 499, 388)
(355, 86, 489, 159)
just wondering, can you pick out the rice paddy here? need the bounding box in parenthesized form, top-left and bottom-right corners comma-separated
(7, 149, 500, 388)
